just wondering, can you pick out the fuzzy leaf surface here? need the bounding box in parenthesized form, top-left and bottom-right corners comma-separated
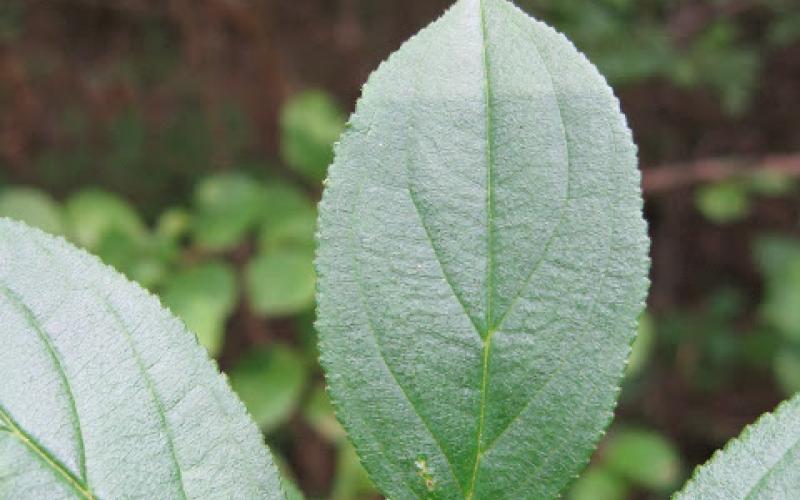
(315, 0, 649, 498)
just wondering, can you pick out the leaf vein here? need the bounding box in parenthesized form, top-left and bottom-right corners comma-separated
(0, 283, 89, 483)
(347, 183, 465, 497)
(97, 295, 190, 500)
(743, 436, 800, 499)
(0, 405, 94, 499)
(493, 117, 623, 499)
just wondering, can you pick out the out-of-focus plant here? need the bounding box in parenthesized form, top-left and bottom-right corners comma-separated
(569, 427, 682, 500)
(229, 345, 309, 433)
(696, 171, 795, 224)
(519, 0, 800, 114)
(160, 262, 238, 357)
(755, 236, 800, 395)
(280, 90, 347, 184)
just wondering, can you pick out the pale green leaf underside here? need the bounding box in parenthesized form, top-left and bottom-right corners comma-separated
(315, 0, 649, 499)
(0, 218, 285, 499)
(675, 393, 800, 500)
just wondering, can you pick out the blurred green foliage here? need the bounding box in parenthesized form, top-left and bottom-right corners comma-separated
(281, 91, 347, 183)
(520, 0, 800, 114)
(603, 429, 682, 491)
(229, 345, 309, 432)
(160, 262, 238, 357)
(695, 181, 752, 224)
(0, 188, 65, 236)
(569, 428, 682, 500)
(696, 172, 795, 224)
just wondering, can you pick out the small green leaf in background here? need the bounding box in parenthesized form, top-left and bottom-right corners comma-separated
(675, 393, 800, 499)
(626, 312, 655, 378)
(247, 250, 316, 316)
(156, 206, 192, 241)
(259, 209, 317, 252)
(283, 479, 306, 500)
(160, 262, 238, 357)
(280, 90, 346, 183)
(330, 443, 379, 500)
(94, 229, 173, 289)
(260, 181, 316, 236)
(191, 173, 265, 251)
(303, 385, 347, 443)
(228, 345, 308, 432)
(774, 348, 800, 396)
(695, 181, 751, 224)
(754, 236, 800, 341)
(0, 187, 66, 236)
(64, 189, 146, 250)
(603, 429, 682, 492)
(568, 467, 627, 500)
(747, 170, 794, 197)
(671, 22, 759, 115)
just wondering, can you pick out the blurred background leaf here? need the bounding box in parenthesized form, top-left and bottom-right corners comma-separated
(603, 429, 682, 492)
(65, 189, 145, 251)
(281, 90, 346, 184)
(229, 345, 309, 433)
(0, 187, 65, 236)
(191, 174, 267, 251)
(246, 249, 316, 317)
(160, 262, 238, 356)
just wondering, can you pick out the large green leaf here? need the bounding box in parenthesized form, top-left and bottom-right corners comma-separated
(315, 0, 649, 498)
(675, 394, 800, 499)
(0, 218, 285, 499)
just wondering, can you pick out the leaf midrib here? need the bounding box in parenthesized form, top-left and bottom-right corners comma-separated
(466, 1, 497, 497)
(341, 1, 577, 497)
(467, 1, 574, 497)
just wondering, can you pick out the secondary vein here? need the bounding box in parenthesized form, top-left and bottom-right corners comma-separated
(0, 406, 94, 499)
(98, 295, 189, 500)
(348, 184, 465, 496)
(743, 435, 800, 499)
(0, 283, 89, 483)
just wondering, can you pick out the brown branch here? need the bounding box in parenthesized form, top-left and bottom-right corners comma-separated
(643, 153, 800, 195)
